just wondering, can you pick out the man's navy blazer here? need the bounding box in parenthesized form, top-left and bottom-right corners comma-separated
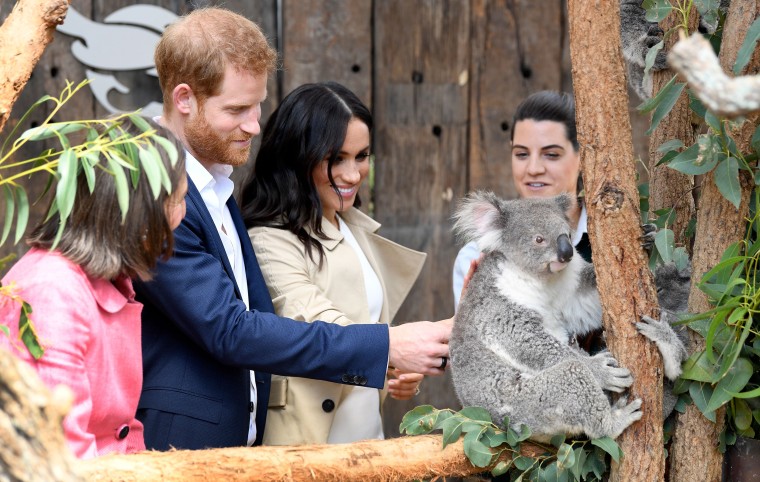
(134, 179, 389, 450)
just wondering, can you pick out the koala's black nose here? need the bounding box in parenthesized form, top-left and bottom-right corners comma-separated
(557, 234, 574, 263)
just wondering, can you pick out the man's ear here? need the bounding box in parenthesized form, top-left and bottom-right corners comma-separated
(172, 83, 195, 115)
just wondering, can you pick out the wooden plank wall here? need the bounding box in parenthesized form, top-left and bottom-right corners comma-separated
(0, 0, 651, 440)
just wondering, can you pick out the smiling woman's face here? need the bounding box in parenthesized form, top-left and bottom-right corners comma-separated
(511, 119, 580, 199)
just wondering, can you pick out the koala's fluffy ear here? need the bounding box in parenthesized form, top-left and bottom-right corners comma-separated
(554, 193, 573, 215)
(453, 190, 504, 253)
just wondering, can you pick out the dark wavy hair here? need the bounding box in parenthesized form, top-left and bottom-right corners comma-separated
(511, 90, 582, 196)
(240, 82, 372, 266)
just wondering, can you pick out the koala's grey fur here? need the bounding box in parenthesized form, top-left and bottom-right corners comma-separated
(620, 0, 730, 100)
(450, 191, 688, 441)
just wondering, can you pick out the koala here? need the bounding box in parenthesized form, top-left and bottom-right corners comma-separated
(620, 0, 730, 100)
(450, 191, 688, 441)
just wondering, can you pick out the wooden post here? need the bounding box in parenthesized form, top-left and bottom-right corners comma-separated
(568, 0, 665, 480)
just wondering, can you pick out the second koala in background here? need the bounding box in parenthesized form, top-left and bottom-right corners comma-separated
(450, 191, 688, 441)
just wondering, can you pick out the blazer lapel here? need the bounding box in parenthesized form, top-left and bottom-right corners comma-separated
(185, 179, 242, 300)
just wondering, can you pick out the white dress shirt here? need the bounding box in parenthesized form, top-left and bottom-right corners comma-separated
(185, 152, 257, 446)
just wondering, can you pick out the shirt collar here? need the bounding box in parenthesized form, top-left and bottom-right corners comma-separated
(185, 151, 235, 207)
(89, 275, 135, 314)
(572, 204, 588, 246)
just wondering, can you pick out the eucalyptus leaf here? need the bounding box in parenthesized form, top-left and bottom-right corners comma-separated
(751, 125, 760, 156)
(734, 16, 760, 75)
(440, 415, 465, 447)
(55, 148, 78, 220)
(647, 81, 686, 135)
(654, 228, 675, 263)
(512, 455, 537, 471)
(460, 406, 493, 423)
(399, 405, 437, 434)
(482, 427, 509, 447)
(705, 110, 722, 133)
(153, 133, 180, 167)
(18, 122, 87, 142)
(590, 437, 621, 463)
(107, 156, 130, 222)
(689, 382, 717, 422)
(643, 0, 673, 22)
(715, 156, 742, 208)
(638, 74, 677, 113)
(19, 302, 44, 359)
(570, 447, 588, 480)
(139, 145, 163, 199)
(557, 443, 575, 469)
(732, 398, 753, 431)
(463, 429, 494, 468)
(667, 143, 716, 175)
(694, 0, 720, 32)
(491, 460, 512, 477)
(644, 39, 664, 77)
(550, 434, 566, 449)
(127, 113, 154, 133)
(1, 185, 15, 246)
(706, 357, 753, 412)
(657, 139, 685, 153)
(13, 187, 29, 245)
(82, 152, 98, 193)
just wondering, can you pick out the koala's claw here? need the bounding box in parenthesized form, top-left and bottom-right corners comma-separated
(640, 223, 658, 251)
(588, 351, 633, 392)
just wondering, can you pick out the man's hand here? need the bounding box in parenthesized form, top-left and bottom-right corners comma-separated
(388, 318, 452, 376)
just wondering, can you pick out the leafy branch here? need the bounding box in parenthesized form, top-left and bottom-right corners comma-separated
(0, 80, 179, 359)
(400, 405, 622, 481)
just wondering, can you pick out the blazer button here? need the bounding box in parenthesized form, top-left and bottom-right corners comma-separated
(352, 375, 362, 385)
(341, 374, 351, 383)
(116, 424, 130, 440)
(358, 376, 367, 386)
(322, 399, 335, 413)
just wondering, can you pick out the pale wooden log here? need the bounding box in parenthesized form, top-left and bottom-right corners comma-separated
(669, 33, 760, 118)
(76, 435, 544, 482)
(0, 0, 70, 134)
(0, 347, 80, 481)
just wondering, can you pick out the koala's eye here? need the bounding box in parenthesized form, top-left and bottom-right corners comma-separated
(535, 235, 544, 244)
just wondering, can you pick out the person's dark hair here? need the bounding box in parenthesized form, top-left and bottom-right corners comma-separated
(511, 90, 578, 150)
(512, 90, 582, 195)
(28, 117, 186, 281)
(240, 81, 372, 267)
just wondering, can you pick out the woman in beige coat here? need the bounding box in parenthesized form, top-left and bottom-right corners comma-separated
(240, 82, 446, 445)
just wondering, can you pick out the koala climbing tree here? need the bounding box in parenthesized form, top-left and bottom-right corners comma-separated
(450, 192, 688, 441)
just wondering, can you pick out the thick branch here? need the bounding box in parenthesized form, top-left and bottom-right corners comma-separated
(0, 0, 70, 134)
(568, 0, 664, 481)
(669, 33, 760, 118)
(75, 436, 545, 482)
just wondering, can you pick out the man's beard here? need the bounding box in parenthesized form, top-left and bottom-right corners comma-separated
(184, 111, 252, 167)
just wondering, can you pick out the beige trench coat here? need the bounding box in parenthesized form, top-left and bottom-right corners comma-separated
(248, 208, 426, 445)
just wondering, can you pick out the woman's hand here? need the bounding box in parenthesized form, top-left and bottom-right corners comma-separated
(386, 368, 424, 400)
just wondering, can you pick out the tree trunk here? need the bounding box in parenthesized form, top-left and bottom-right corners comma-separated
(668, 3, 760, 481)
(568, 1, 664, 481)
(647, 9, 697, 247)
(0, 0, 70, 134)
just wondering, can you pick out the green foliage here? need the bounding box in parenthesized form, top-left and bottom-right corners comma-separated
(0, 80, 179, 359)
(400, 406, 621, 481)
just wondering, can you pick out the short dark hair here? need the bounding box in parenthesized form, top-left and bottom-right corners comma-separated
(511, 91, 578, 151)
(240, 81, 372, 266)
(28, 117, 186, 280)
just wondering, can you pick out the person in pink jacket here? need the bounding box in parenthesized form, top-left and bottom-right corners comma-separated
(0, 117, 187, 459)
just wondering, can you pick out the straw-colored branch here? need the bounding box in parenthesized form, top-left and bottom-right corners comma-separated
(669, 33, 760, 118)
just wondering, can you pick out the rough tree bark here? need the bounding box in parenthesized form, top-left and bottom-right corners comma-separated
(648, 9, 697, 247)
(568, 0, 665, 481)
(667, 3, 760, 481)
(0, 0, 70, 134)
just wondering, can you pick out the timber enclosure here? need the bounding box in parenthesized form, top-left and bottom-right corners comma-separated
(0, 0, 651, 441)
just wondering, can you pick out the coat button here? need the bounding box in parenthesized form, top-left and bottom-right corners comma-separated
(116, 424, 130, 440)
(322, 399, 335, 412)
